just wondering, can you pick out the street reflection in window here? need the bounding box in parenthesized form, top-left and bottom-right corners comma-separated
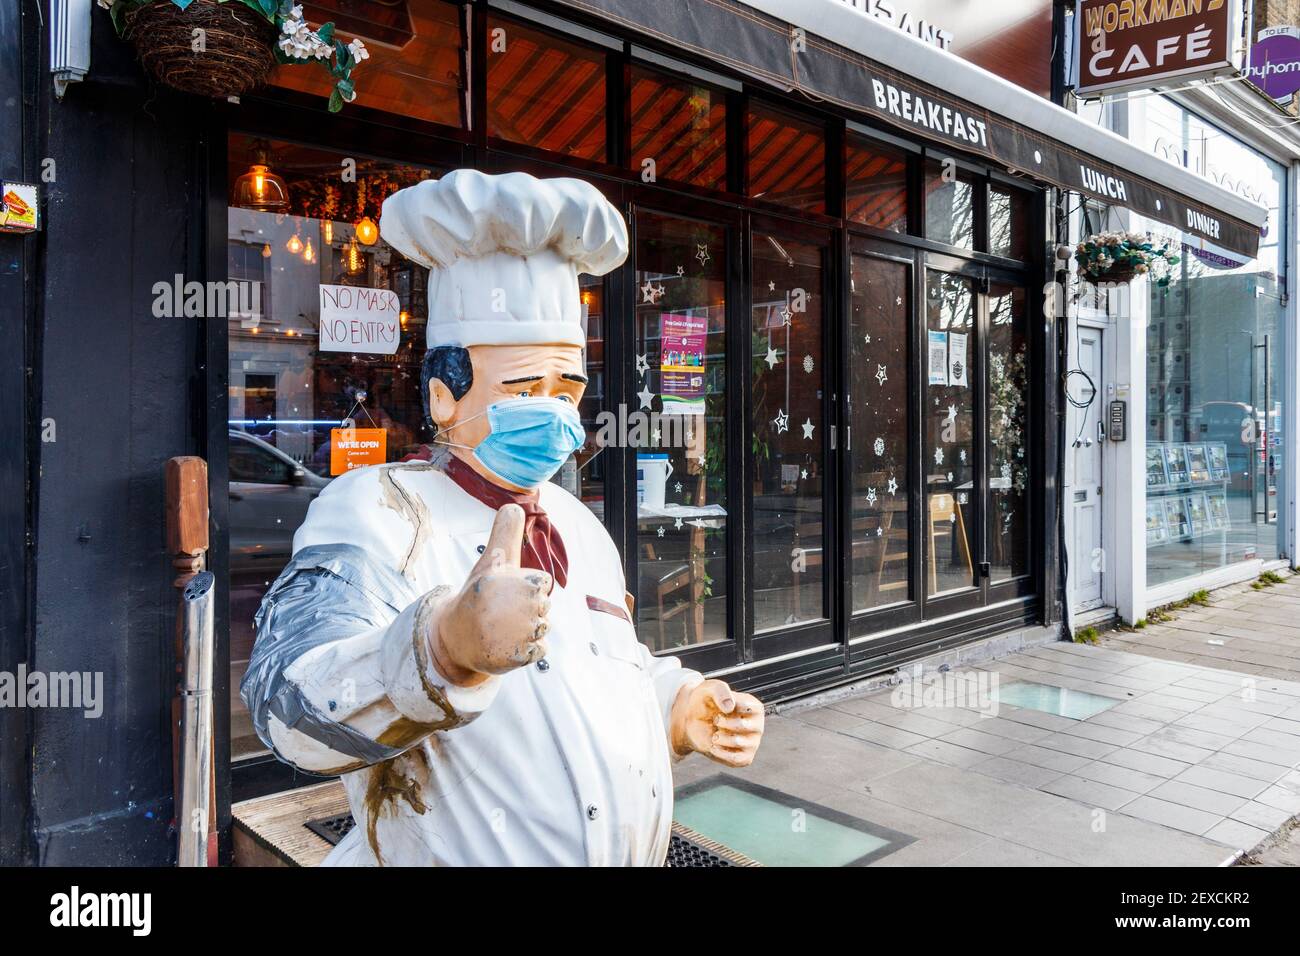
(752, 234, 826, 630)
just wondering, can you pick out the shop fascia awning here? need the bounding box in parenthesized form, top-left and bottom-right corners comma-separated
(549, 0, 1267, 258)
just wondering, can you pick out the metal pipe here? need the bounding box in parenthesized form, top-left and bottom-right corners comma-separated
(50, 0, 92, 99)
(177, 572, 215, 867)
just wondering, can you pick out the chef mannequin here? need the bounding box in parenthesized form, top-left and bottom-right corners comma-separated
(242, 169, 764, 866)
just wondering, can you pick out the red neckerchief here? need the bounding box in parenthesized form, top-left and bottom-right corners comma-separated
(444, 454, 568, 590)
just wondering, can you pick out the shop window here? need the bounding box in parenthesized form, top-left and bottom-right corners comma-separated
(751, 234, 827, 630)
(845, 133, 908, 233)
(987, 283, 1029, 581)
(924, 271, 976, 596)
(270, 0, 466, 128)
(746, 103, 826, 214)
(487, 15, 607, 162)
(923, 159, 975, 250)
(226, 134, 440, 760)
(1144, 259, 1286, 587)
(989, 185, 1029, 260)
(849, 253, 911, 610)
(572, 275, 607, 510)
(632, 211, 729, 653)
(629, 64, 727, 191)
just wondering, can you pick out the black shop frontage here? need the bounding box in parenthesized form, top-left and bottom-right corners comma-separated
(3, 0, 1265, 864)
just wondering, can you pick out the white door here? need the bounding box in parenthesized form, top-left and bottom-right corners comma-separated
(1069, 328, 1104, 611)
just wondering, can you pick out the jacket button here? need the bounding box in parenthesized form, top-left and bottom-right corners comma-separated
(586, 805, 599, 821)
(589, 642, 599, 656)
(536, 659, 550, 672)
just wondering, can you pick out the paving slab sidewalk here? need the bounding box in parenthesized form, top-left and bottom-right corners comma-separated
(672, 578, 1300, 866)
(1101, 574, 1300, 865)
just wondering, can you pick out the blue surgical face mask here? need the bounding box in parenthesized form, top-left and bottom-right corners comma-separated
(438, 396, 584, 489)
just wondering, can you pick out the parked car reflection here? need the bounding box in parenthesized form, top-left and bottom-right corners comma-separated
(228, 429, 330, 573)
(229, 429, 331, 758)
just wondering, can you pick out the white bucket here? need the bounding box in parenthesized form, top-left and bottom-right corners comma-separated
(637, 454, 674, 510)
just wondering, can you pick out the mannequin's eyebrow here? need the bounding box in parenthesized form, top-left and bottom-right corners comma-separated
(561, 373, 589, 384)
(501, 375, 545, 385)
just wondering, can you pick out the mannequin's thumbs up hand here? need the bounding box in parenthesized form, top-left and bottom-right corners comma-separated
(430, 504, 552, 685)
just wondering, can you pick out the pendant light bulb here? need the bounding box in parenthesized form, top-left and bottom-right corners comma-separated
(233, 138, 289, 212)
(355, 216, 379, 246)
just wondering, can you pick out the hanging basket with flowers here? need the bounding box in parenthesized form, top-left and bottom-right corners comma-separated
(99, 0, 368, 111)
(1075, 232, 1181, 287)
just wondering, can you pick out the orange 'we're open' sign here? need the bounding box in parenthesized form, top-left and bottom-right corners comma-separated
(330, 427, 387, 475)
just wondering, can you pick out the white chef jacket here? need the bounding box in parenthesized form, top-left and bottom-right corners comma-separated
(243, 458, 704, 867)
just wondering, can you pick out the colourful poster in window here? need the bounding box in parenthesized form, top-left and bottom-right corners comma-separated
(660, 313, 706, 415)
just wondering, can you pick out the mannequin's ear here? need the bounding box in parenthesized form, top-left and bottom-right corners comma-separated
(428, 379, 459, 428)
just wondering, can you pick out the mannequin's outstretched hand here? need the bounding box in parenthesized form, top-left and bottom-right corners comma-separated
(670, 678, 764, 767)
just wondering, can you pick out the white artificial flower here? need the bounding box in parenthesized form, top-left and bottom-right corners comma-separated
(348, 38, 370, 63)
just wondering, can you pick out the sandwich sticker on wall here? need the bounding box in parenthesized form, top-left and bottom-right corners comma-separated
(319, 284, 401, 355)
(0, 182, 38, 233)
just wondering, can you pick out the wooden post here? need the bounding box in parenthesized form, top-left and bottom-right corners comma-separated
(166, 457, 212, 864)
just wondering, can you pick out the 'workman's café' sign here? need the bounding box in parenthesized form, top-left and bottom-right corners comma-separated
(1075, 0, 1242, 97)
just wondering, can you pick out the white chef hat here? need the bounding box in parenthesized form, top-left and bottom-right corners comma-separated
(379, 169, 628, 349)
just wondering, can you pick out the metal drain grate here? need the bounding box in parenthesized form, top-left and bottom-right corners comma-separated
(665, 831, 735, 867)
(303, 813, 757, 866)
